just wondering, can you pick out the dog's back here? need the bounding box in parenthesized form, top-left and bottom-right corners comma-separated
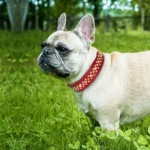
(79, 50, 150, 129)
(114, 51, 150, 124)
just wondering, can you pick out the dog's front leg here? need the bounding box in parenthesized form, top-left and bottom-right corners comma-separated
(97, 110, 121, 131)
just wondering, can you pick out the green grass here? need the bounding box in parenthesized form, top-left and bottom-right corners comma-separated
(0, 30, 150, 150)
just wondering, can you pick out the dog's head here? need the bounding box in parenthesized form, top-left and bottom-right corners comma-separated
(37, 13, 95, 80)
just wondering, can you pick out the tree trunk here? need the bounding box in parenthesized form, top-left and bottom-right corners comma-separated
(35, 6, 39, 30)
(35, 0, 39, 30)
(93, 0, 99, 19)
(82, 0, 87, 15)
(5, 0, 29, 32)
(141, 0, 145, 30)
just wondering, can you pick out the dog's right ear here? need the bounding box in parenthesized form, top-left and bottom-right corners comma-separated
(57, 13, 67, 31)
(74, 14, 95, 46)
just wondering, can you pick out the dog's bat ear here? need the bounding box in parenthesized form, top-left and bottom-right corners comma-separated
(57, 13, 67, 31)
(74, 14, 95, 46)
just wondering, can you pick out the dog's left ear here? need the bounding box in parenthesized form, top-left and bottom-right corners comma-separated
(74, 14, 95, 46)
(57, 13, 67, 31)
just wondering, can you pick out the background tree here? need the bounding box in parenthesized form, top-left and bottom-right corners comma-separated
(28, 0, 52, 30)
(52, 0, 82, 29)
(38, 0, 51, 30)
(52, 0, 82, 18)
(87, 0, 103, 23)
(0, 0, 8, 29)
(5, 0, 29, 32)
(132, 0, 150, 30)
(1, 0, 150, 32)
(140, 0, 145, 30)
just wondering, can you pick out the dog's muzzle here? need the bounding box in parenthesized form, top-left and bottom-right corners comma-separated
(37, 47, 70, 78)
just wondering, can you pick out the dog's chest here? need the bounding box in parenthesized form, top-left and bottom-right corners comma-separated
(74, 92, 90, 113)
(74, 91, 100, 119)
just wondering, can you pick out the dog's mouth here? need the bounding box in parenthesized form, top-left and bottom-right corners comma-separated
(39, 62, 70, 78)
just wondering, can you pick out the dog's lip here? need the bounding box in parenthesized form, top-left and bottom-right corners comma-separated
(40, 63, 71, 78)
(57, 72, 70, 78)
(40, 63, 57, 72)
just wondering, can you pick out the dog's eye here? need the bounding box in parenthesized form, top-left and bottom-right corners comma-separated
(55, 46, 68, 54)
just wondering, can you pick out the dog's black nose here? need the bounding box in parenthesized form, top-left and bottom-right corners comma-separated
(43, 48, 53, 56)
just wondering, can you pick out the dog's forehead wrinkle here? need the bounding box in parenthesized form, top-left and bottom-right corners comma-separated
(55, 41, 67, 48)
(46, 31, 70, 45)
(46, 31, 85, 51)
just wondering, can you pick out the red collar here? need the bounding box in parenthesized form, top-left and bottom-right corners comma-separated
(67, 51, 104, 92)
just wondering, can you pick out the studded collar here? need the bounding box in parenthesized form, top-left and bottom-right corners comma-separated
(67, 51, 104, 92)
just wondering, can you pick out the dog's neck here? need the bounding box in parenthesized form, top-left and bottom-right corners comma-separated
(67, 46, 104, 92)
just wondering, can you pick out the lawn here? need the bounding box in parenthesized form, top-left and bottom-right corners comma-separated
(0, 30, 150, 150)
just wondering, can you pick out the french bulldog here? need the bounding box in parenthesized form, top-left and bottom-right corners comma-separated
(37, 13, 150, 131)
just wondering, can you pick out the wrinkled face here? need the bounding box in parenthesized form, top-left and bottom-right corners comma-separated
(37, 13, 95, 80)
(37, 30, 87, 79)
